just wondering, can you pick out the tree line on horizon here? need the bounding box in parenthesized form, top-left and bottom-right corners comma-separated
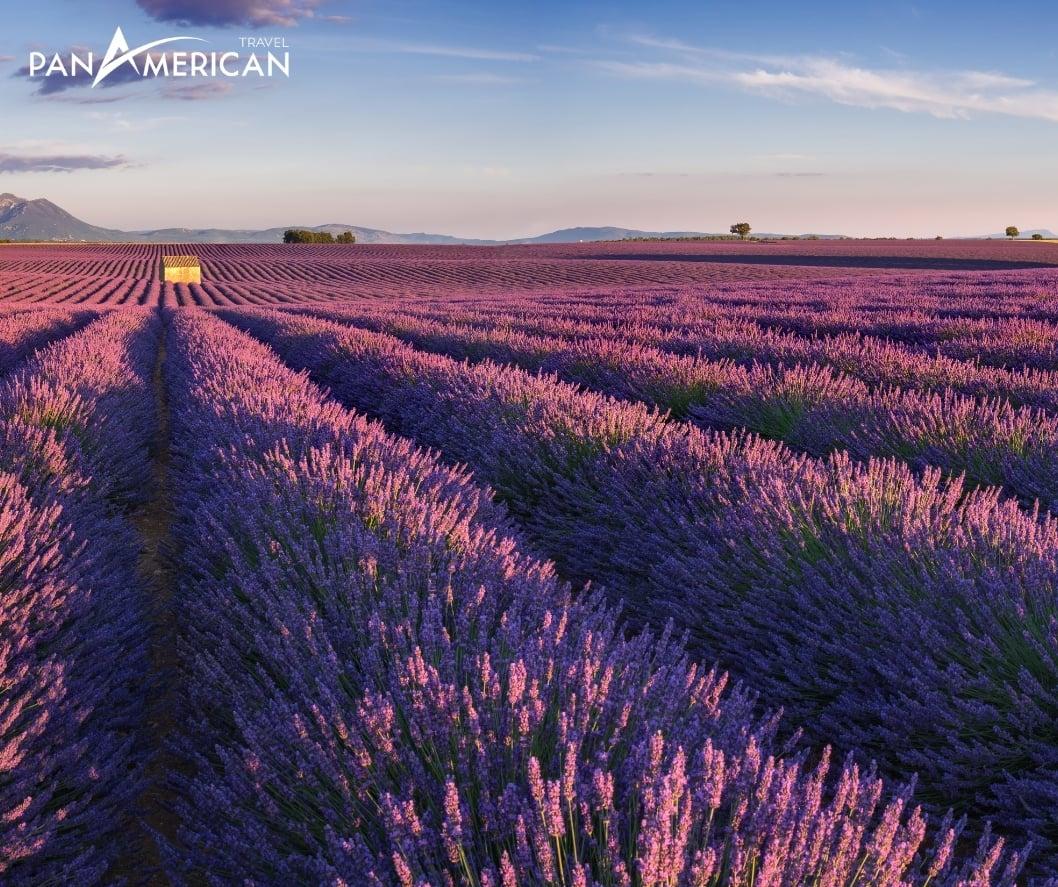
(283, 229, 356, 244)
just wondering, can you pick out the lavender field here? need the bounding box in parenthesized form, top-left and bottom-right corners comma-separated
(3, 241, 1058, 885)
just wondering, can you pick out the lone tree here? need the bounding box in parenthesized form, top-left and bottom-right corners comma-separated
(730, 222, 752, 240)
(1005, 226, 1020, 240)
(1032, 233, 1045, 241)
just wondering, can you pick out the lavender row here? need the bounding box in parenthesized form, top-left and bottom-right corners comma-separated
(160, 309, 1017, 885)
(381, 270, 1058, 327)
(0, 306, 99, 377)
(716, 308, 1058, 371)
(297, 306, 1058, 516)
(301, 301, 1058, 413)
(606, 302, 1058, 358)
(1, 309, 158, 884)
(333, 266, 1058, 321)
(581, 300, 1058, 373)
(226, 307, 1058, 866)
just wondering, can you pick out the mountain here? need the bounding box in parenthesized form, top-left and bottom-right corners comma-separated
(0, 194, 845, 244)
(0, 194, 501, 244)
(511, 226, 711, 244)
(0, 193, 124, 242)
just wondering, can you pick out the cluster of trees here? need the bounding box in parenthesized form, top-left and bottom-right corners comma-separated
(282, 229, 356, 244)
(1005, 227, 1048, 241)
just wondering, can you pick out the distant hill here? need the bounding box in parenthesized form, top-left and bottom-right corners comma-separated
(0, 194, 846, 245)
(512, 226, 711, 244)
(510, 226, 849, 243)
(980, 229, 1058, 240)
(126, 224, 498, 246)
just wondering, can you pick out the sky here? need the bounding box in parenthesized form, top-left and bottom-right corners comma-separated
(2, 0, 1057, 238)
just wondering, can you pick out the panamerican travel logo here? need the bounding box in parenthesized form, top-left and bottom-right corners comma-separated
(28, 26, 291, 87)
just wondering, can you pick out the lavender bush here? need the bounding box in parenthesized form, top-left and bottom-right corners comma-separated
(223, 308, 1058, 866)
(160, 309, 1022, 884)
(300, 301, 1058, 413)
(0, 307, 98, 377)
(292, 306, 1058, 514)
(0, 309, 157, 884)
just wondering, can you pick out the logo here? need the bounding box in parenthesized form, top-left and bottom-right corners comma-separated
(28, 26, 291, 87)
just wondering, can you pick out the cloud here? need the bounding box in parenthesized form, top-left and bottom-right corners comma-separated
(433, 72, 527, 86)
(0, 55, 15, 64)
(536, 44, 595, 56)
(161, 81, 233, 100)
(50, 93, 137, 105)
(14, 49, 147, 95)
(135, 0, 324, 27)
(462, 165, 512, 178)
(15, 49, 235, 99)
(86, 111, 188, 131)
(729, 60, 1054, 120)
(0, 152, 128, 173)
(618, 171, 692, 178)
(598, 44, 1058, 124)
(619, 34, 799, 67)
(350, 38, 538, 62)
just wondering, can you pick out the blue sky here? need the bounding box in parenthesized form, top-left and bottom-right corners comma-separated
(1, 0, 1057, 238)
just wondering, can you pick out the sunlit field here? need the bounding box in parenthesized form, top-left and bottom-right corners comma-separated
(4, 240, 1058, 884)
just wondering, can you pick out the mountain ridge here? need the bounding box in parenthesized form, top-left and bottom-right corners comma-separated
(0, 194, 852, 244)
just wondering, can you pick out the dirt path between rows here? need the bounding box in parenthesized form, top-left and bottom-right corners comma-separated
(111, 312, 178, 884)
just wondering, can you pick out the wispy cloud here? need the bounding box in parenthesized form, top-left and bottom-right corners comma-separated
(136, 0, 324, 28)
(879, 46, 909, 64)
(729, 60, 1051, 120)
(463, 165, 512, 178)
(47, 93, 136, 105)
(433, 72, 527, 86)
(0, 151, 129, 173)
(14, 47, 145, 95)
(0, 55, 15, 64)
(537, 44, 596, 56)
(619, 34, 798, 66)
(350, 38, 538, 63)
(618, 171, 692, 178)
(86, 110, 188, 131)
(161, 81, 234, 100)
(599, 36, 1058, 123)
(16, 49, 239, 100)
